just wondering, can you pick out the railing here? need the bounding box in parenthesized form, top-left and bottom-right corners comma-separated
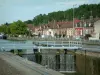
(33, 41, 82, 48)
(1, 39, 100, 52)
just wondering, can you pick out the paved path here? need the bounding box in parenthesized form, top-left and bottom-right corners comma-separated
(0, 52, 64, 75)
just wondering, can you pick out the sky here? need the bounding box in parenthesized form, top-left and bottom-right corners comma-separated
(0, 0, 100, 24)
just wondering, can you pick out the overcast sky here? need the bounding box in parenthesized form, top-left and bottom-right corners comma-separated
(0, 0, 100, 24)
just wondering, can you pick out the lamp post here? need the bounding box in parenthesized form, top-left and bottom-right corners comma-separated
(82, 15, 84, 38)
(73, 4, 77, 39)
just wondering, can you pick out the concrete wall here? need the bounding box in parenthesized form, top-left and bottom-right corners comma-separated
(76, 52, 100, 75)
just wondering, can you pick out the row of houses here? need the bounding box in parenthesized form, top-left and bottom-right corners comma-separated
(27, 17, 100, 39)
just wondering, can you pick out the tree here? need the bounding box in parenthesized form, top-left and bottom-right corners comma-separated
(0, 24, 10, 34)
(9, 22, 17, 35)
(31, 4, 100, 25)
(24, 20, 33, 24)
(9, 20, 28, 36)
(0, 20, 29, 36)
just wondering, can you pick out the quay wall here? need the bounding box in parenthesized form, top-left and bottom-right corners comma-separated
(76, 50, 100, 75)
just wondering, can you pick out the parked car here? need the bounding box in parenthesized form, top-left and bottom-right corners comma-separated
(0, 33, 7, 39)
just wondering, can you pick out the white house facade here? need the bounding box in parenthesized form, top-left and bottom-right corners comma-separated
(94, 20, 100, 39)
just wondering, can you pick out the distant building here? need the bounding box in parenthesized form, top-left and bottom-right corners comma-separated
(27, 24, 38, 36)
(38, 19, 80, 38)
(74, 16, 95, 39)
(27, 17, 99, 39)
(93, 19, 100, 39)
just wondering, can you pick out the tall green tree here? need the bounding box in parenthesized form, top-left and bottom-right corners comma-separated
(0, 24, 10, 34)
(30, 4, 100, 26)
(9, 20, 28, 35)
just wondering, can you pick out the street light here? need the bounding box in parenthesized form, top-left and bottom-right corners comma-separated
(73, 4, 77, 38)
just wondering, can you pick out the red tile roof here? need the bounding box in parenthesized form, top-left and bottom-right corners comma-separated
(27, 19, 81, 31)
(42, 19, 80, 29)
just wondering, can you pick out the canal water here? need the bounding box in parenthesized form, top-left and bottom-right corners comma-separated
(0, 40, 100, 75)
(0, 39, 35, 51)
